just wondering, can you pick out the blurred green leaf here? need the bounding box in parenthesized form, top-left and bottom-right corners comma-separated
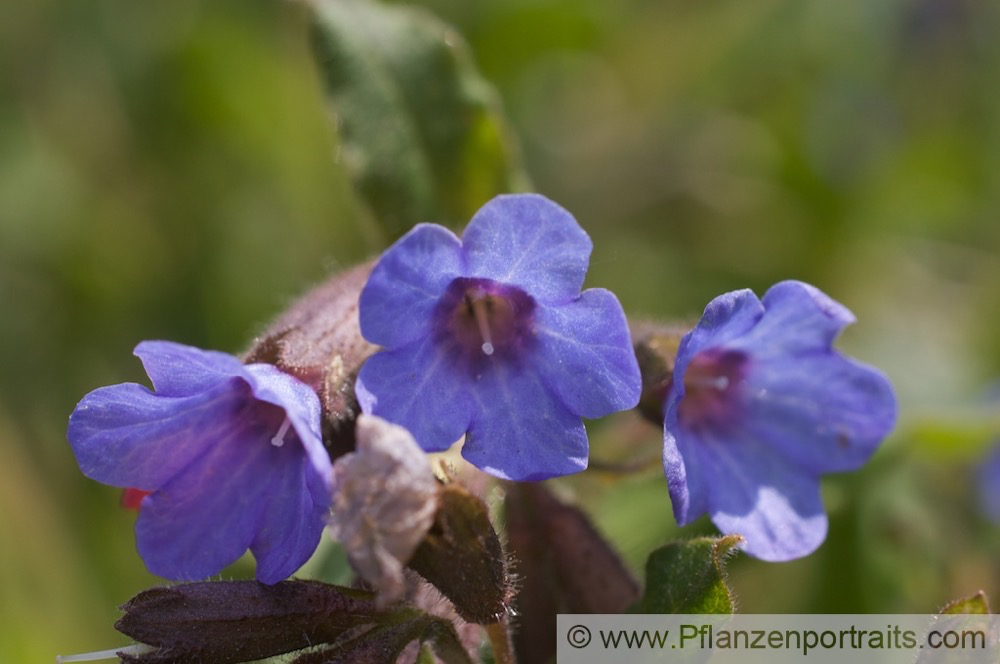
(906, 412, 1000, 461)
(308, 0, 528, 240)
(636, 535, 742, 614)
(941, 591, 992, 615)
(307, 538, 355, 587)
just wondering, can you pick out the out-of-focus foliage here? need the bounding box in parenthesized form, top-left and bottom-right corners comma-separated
(309, 0, 528, 240)
(1, 0, 999, 660)
(1, 1, 373, 660)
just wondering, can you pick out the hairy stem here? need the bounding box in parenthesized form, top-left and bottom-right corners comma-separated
(486, 620, 516, 664)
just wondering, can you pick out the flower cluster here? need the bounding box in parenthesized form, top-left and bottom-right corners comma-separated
(66, 193, 897, 586)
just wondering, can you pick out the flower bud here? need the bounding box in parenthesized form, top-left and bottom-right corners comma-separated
(114, 580, 383, 663)
(406, 482, 512, 625)
(631, 321, 688, 425)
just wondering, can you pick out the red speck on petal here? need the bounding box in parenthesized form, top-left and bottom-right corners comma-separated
(121, 488, 152, 510)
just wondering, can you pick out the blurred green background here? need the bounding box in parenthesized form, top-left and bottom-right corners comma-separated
(2, 0, 999, 660)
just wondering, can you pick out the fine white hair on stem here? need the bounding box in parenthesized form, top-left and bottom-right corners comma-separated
(56, 644, 154, 663)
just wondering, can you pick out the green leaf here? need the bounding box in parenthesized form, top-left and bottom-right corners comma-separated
(308, 0, 528, 240)
(636, 535, 743, 614)
(940, 591, 992, 615)
(913, 592, 993, 664)
(906, 411, 1000, 461)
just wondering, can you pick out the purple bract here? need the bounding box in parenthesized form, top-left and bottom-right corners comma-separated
(67, 341, 333, 584)
(663, 281, 897, 560)
(355, 193, 642, 481)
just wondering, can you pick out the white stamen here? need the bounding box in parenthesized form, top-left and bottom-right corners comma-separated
(470, 294, 494, 356)
(271, 416, 292, 447)
(57, 644, 155, 663)
(687, 375, 729, 391)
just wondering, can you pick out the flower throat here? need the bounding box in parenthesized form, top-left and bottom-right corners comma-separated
(437, 277, 536, 360)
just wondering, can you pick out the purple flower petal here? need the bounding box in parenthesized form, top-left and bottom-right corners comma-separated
(672, 289, 763, 388)
(67, 379, 249, 489)
(134, 340, 247, 397)
(355, 336, 475, 452)
(135, 414, 276, 581)
(245, 363, 332, 502)
(741, 353, 896, 474)
(463, 361, 588, 481)
(696, 429, 828, 561)
(535, 288, 641, 418)
(461, 194, 592, 303)
(662, 426, 710, 526)
(733, 281, 855, 357)
(250, 450, 331, 584)
(359, 224, 463, 348)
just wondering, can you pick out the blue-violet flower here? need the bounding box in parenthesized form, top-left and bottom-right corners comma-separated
(355, 193, 642, 480)
(978, 442, 1000, 523)
(67, 340, 333, 584)
(663, 281, 897, 560)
